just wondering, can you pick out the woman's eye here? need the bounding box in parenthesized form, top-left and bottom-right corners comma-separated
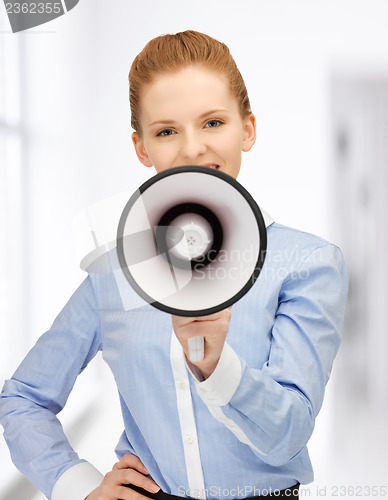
(157, 129, 175, 137)
(205, 120, 222, 128)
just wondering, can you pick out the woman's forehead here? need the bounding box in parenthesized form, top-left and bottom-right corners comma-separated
(139, 66, 238, 122)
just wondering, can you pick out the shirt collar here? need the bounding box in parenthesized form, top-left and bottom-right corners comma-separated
(260, 207, 275, 228)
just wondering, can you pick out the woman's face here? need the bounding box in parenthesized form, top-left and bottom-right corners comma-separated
(132, 65, 256, 179)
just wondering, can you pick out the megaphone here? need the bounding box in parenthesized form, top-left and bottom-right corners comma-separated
(117, 166, 267, 362)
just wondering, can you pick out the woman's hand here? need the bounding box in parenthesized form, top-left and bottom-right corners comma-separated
(85, 453, 160, 500)
(172, 307, 232, 379)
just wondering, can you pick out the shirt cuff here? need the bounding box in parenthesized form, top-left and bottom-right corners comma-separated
(194, 342, 242, 407)
(51, 461, 104, 500)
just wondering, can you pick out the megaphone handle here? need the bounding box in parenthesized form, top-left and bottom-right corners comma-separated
(187, 336, 204, 363)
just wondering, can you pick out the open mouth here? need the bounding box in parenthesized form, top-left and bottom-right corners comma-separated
(200, 163, 221, 170)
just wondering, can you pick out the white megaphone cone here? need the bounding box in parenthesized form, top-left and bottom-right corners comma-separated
(116, 166, 267, 363)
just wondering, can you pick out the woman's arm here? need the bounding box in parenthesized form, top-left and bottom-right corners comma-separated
(174, 243, 348, 467)
(0, 277, 103, 499)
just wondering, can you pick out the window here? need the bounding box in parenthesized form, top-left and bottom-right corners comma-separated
(0, 12, 25, 387)
(0, 13, 29, 493)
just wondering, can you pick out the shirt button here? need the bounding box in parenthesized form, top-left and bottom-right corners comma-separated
(178, 381, 186, 389)
(199, 387, 207, 393)
(186, 435, 194, 444)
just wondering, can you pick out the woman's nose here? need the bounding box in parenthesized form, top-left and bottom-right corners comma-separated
(180, 131, 207, 161)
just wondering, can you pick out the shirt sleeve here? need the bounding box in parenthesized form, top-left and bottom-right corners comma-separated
(194, 243, 348, 467)
(0, 276, 103, 499)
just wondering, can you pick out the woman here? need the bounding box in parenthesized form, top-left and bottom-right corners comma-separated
(0, 31, 347, 500)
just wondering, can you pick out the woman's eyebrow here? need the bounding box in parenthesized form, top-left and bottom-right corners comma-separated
(148, 110, 229, 128)
(148, 119, 176, 127)
(199, 109, 229, 119)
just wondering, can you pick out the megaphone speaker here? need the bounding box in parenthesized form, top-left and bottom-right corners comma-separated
(117, 166, 267, 362)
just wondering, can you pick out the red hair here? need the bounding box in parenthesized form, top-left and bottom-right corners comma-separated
(128, 30, 251, 135)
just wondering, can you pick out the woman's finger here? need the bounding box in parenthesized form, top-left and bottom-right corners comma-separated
(113, 453, 149, 475)
(119, 469, 160, 493)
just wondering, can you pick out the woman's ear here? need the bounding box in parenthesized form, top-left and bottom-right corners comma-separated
(242, 113, 257, 152)
(132, 132, 153, 168)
